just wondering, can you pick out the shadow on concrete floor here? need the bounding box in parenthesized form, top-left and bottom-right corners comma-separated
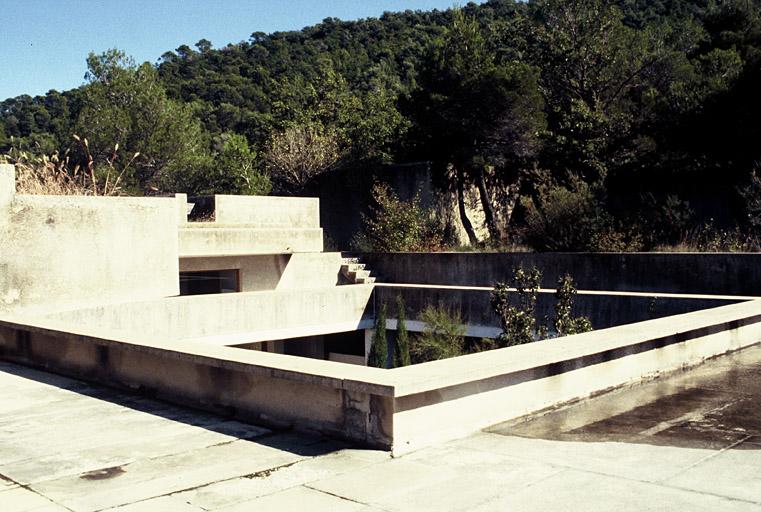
(0, 361, 350, 458)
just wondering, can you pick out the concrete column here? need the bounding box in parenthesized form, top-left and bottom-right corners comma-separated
(0, 164, 15, 208)
(175, 193, 188, 225)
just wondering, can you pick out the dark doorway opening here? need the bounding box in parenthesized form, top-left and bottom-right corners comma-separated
(180, 270, 240, 296)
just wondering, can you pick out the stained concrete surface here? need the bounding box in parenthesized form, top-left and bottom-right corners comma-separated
(2, 346, 761, 512)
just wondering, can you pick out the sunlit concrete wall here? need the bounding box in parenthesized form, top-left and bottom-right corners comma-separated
(179, 252, 343, 291)
(214, 195, 319, 228)
(2, 296, 760, 454)
(389, 300, 761, 454)
(44, 285, 374, 342)
(0, 318, 394, 449)
(0, 165, 179, 315)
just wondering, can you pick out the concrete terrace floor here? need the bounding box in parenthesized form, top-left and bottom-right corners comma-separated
(2, 346, 761, 512)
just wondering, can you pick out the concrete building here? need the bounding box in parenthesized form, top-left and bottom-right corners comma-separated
(2, 162, 761, 458)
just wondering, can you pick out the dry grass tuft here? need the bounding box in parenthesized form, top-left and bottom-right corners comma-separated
(2, 135, 137, 196)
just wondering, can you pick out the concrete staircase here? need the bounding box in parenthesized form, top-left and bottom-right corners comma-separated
(340, 256, 376, 285)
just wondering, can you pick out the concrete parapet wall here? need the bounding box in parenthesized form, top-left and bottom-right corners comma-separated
(374, 284, 742, 331)
(389, 300, 761, 454)
(214, 195, 319, 228)
(0, 318, 393, 448)
(0, 300, 761, 454)
(0, 191, 179, 315)
(3, 297, 759, 454)
(179, 227, 323, 256)
(45, 285, 374, 342)
(360, 252, 761, 296)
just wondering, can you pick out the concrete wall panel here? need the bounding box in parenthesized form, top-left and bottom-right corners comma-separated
(214, 195, 319, 228)
(0, 192, 179, 315)
(360, 252, 761, 296)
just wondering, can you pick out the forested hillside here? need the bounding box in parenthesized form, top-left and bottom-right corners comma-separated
(3, 0, 761, 251)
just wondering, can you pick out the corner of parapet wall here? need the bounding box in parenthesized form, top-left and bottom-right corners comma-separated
(0, 164, 15, 208)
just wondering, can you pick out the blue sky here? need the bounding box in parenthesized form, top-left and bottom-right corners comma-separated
(0, 0, 475, 101)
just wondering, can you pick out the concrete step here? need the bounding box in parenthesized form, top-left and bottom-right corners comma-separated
(356, 276, 376, 284)
(348, 269, 371, 281)
(340, 263, 366, 272)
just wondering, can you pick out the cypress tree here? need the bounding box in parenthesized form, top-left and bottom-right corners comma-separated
(394, 295, 411, 367)
(368, 301, 388, 368)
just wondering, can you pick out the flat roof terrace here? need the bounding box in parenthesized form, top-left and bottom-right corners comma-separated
(2, 344, 760, 512)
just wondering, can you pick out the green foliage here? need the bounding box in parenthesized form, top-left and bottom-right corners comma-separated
(76, 49, 210, 194)
(3, 0, 761, 246)
(554, 274, 592, 337)
(368, 302, 388, 369)
(356, 182, 442, 252)
(491, 266, 592, 346)
(181, 133, 270, 196)
(393, 295, 411, 368)
(410, 305, 466, 364)
(490, 266, 543, 346)
(521, 177, 643, 252)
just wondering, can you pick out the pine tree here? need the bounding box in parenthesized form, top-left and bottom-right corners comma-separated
(394, 295, 411, 367)
(367, 301, 388, 368)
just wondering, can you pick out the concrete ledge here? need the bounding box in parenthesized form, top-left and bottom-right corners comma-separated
(45, 286, 375, 340)
(179, 227, 323, 256)
(214, 195, 319, 228)
(389, 300, 761, 453)
(2, 298, 759, 454)
(374, 283, 745, 330)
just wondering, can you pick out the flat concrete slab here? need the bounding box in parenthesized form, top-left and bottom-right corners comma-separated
(2, 346, 761, 511)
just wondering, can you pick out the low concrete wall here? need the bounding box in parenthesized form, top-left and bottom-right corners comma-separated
(0, 166, 179, 315)
(45, 285, 374, 342)
(360, 252, 761, 296)
(2, 299, 759, 454)
(374, 284, 742, 331)
(0, 317, 393, 448)
(389, 300, 761, 454)
(179, 227, 323, 256)
(214, 195, 319, 228)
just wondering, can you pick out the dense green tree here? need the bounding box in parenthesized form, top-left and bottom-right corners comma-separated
(410, 9, 546, 243)
(3, 0, 761, 247)
(76, 49, 210, 193)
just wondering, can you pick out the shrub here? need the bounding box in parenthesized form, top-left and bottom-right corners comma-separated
(491, 267, 593, 346)
(490, 266, 542, 346)
(410, 305, 466, 364)
(521, 177, 642, 252)
(554, 274, 592, 337)
(367, 302, 388, 368)
(355, 182, 443, 252)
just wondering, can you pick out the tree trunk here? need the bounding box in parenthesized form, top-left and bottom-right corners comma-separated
(456, 167, 479, 246)
(475, 166, 504, 242)
(503, 177, 522, 233)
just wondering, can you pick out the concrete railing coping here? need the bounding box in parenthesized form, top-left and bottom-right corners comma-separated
(4, 297, 761, 403)
(0, 313, 394, 396)
(387, 299, 761, 396)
